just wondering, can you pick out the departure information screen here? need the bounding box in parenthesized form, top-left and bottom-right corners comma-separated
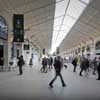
(0, 16, 8, 40)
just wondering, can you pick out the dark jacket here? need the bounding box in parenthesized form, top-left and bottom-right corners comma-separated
(42, 57, 47, 66)
(97, 62, 100, 71)
(18, 57, 24, 66)
(54, 57, 62, 73)
(80, 58, 89, 70)
(72, 57, 77, 66)
(48, 57, 53, 65)
(29, 58, 33, 65)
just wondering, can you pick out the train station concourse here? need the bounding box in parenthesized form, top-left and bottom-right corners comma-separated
(0, 0, 100, 100)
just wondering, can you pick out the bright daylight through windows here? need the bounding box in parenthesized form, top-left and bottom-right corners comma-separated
(50, 0, 91, 54)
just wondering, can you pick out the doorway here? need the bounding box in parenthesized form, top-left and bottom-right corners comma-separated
(0, 45, 4, 66)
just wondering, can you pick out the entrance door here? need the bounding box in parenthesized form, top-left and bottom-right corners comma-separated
(0, 45, 4, 66)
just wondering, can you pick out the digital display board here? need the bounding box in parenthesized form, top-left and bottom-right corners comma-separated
(0, 16, 8, 40)
(13, 14, 24, 42)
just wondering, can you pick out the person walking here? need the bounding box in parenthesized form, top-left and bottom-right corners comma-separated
(79, 56, 89, 76)
(97, 57, 100, 80)
(29, 57, 33, 68)
(41, 57, 48, 73)
(72, 57, 78, 72)
(49, 56, 66, 88)
(92, 57, 97, 75)
(48, 57, 53, 69)
(17, 55, 25, 75)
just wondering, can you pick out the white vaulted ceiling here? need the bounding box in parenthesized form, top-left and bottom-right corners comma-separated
(0, 0, 100, 54)
(50, 0, 93, 54)
(0, 0, 56, 50)
(59, 0, 100, 52)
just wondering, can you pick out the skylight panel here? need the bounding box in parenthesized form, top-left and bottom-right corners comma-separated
(54, 16, 64, 26)
(55, 0, 66, 17)
(67, 0, 86, 19)
(63, 15, 76, 28)
(50, 0, 91, 54)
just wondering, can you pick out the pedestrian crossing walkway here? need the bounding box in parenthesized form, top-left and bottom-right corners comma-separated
(0, 63, 100, 100)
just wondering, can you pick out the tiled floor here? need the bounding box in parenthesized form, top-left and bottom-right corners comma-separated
(0, 63, 100, 100)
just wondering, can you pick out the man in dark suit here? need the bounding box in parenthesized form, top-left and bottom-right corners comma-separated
(49, 56, 66, 88)
(17, 55, 24, 75)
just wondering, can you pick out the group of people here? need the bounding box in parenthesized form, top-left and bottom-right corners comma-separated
(41, 56, 66, 88)
(16, 55, 66, 88)
(40, 57, 53, 73)
(10, 53, 100, 89)
(72, 55, 100, 80)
